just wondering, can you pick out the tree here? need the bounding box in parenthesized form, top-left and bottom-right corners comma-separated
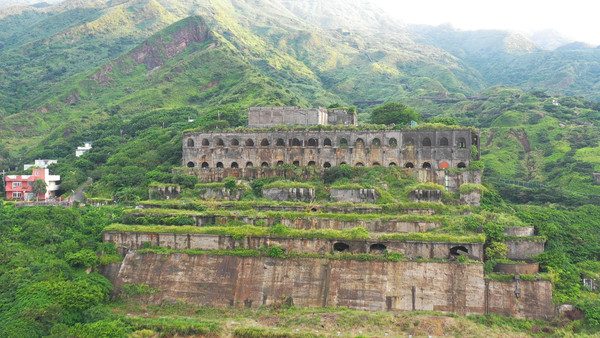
(371, 102, 421, 126)
(33, 179, 47, 199)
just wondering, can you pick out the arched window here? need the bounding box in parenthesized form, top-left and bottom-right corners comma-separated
(324, 138, 332, 146)
(457, 137, 466, 149)
(373, 162, 380, 166)
(472, 135, 479, 145)
(276, 138, 285, 146)
(439, 137, 449, 146)
(187, 161, 195, 168)
(246, 161, 253, 168)
(307, 138, 317, 147)
(422, 162, 431, 169)
(340, 162, 347, 165)
(457, 162, 467, 168)
(389, 138, 397, 147)
(422, 137, 432, 147)
(333, 242, 349, 252)
(216, 138, 224, 146)
(202, 138, 210, 146)
(369, 243, 387, 253)
(355, 162, 364, 167)
(231, 162, 239, 168)
(389, 162, 397, 166)
(261, 138, 269, 146)
(246, 139, 254, 146)
(404, 138, 414, 147)
(216, 162, 224, 168)
(292, 138, 302, 146)
(339, 138, 348, 147)
(405, 162, 414, 168)
(261, 162, 269, 167)
(293, 160, 300, 166)
(187, 139, 195, 147)
(439, 161, 449, 169)
(201, 162, 209, 168)
(231, 139, 239, 146)
(307, 161, 316, 166)
(355, 138, 365, 147)
(277, 160, 284, 166)
(372, 138, 381, 146)
(323, 162, 331, 168)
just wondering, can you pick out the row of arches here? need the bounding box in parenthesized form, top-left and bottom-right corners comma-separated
(187, 161, 467, 169)
(333, 242, 470, 256)
(187, 137, 467, 148)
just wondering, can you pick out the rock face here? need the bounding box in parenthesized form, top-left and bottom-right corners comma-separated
(148, 185, 181, 200)
(262, 188, 315, 202)
(505, 239, 546, 261)
(100, 252, 554, 319)
(330, 189, 379, 203)
(408, 189, 442, 203)
(198, 188, 245, 201)
(460, 190, 481, 207)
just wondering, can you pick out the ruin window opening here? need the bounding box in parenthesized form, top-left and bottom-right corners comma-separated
(405, 162, 414, 168)
(422, 162, 431, 169)
(187, 139, 195, 147)
(404, 138, 414, 147)
(308, 161, 316, 166)
(439, 137, 449, 146)
(324, 138, 332, 146)
(355, 162, 364, 167)
(216, 138, 224, 146)
(261, 138, 270, 146)
(372, 138, 381, 146)
(231, 139, 239, 146)
(292, 138, 302, 146)
(261, 162, 270, 167)
(201, 162, 209, 168)
(276, 138, 285, 146)
(373, 162, 380, 166)
(277, 160, 284, 166)
(370, 243, 387, 253)
(339, 138, 348, 147)
(323, 162, 331, 168)
(389, 138, 397, 147)
(293, 160, 300, 166)
(389, 162, 397, 166)
(334, 242, 350, 252)
(187, 161, 195, 168)
(457, 138, 466, 148)
(246, 139, 254, 146)
(340, 162, 347, 165)
(450, 246, 469, 256)
(472, 136, 479, 145)
(231, 162, 239, 168)
(202, 139, 210, 146)
(457, 162, 467, 168)
(439, 161, 449, 169)
(216, 162, 224, 168)
(246, 161, 254, 168)
(308, 138, 317, 147)
(355, 138, 365, 147)
(422, 137, 432, 147)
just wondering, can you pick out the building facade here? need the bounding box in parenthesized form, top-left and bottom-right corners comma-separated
(4, 168, 61, 200)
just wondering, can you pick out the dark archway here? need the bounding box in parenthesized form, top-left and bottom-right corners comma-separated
(372, 138, 381, 146)
(246, 139, 254, 146)
(457, 162, 467, 168)
(261, 162, 270, 167)
(292, 138, 302, 146)
(334, 242, 350, 252)
(202, 138, 210, 146)
(187, 161, 195, 168)
(231, 139, 239, 146)
(277, 160, 284, 166)
(370, 243, 387, 253)
(340, 162, 347, 165)
(324, 138, 332, 146)
(293, 160, 300, 166)
(404, 138, 414, 147)
(457, 137, 466, 148)
(216, 162, 224, 168)
(439, 137, 449, 146)
(216, 138, 224, 146)
(307, 138, 317, 147)
(389, 138, 397, 147)
(355, 138, 365, 147)
(307, 161, 316, 166)
(450, 246, 469, 256)
(339, 138, 348, 147)
(323, 162, 331, 168)
(373, 162, 380, 166)
(356, 162, 364, 167)
(231, 162, 239, 168)
(422, 137, 432, 147)
(276, 138, 285, 146)
(246, 161, 253, 168)
(201, 162, 209, 168)
(261, 138, 270, 146)
(187, 138, 195, 147)
(405, 162, 414, 168)
(422, 162, 431, 169)
(389, 162, 397, 166)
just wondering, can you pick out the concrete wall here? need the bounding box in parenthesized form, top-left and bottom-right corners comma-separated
(198, 187, 245, 201)
(493, 262, 540, 274)
(148, 186, 181, 200)
(504, 227, 535, 237)
(408, 190, 442, 203)
(100, 252, 554, 319)
(103, 231, 484, 260)
(330, 189, 379, 203)
(262, 188, 315, 202)
(506, 239, 545, 261)
(247, 107, 356, 127)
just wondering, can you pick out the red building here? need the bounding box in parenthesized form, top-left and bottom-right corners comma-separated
(4, 168, 61, 201)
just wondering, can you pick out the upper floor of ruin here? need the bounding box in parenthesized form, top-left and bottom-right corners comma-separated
(248, 106, 356, 128)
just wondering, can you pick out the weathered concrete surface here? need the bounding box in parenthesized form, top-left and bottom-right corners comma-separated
(99, 252, 553, 319)
(198, 187, 245, 201)
(493, 262, 540, 274)
(262, 188, 315, 202)
(506, 239, 545, 261)
(330, 189, 379, 203)
(408, 189, 442, 203)
(149, 185, 181, 200)
(460, 190, 481, 207)
(504, 227, 535, 237)
(103, 232, 484, 260)
(248, 106, 356, 127)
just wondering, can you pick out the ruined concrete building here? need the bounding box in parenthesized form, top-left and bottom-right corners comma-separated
(182, 106, 480, 170)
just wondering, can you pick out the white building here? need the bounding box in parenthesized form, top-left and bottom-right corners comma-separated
(23, 159, 58, 170)
(76, 142, 93, 157)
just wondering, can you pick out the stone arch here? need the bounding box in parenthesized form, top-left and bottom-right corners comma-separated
(187, 138, 195, 147)
(450, 246, 469, 256)
(231, 139, 239, 146)
(439, 137, 449, 146)
(369, 243, 387, 253)
(405, 162, 414, 168)
(373, 162, 380, 166)
(422, 162, 431, 169)
(339, 138, 348, 147)
(261, 162, 270, 167)
(355, 138, 365, 147)
(187, 161, 195, 168)
(276, 138, 285, 146)
(261, 138, 270, 146)
(356, 162, 364, 167)
(340, 162, 347, 165)
(372, 138, 381, 146)
(245, 139, 254, 146)
(324, 138, 332, 146)
(307, 161, 316, 166)
(292, 138, 302, 146)
(389, 138, 398, 147)
(457, 137, 466, 148)
(404, 138, 414, 147)
(216, 162, 224, 168)
(457, 162, 467, 168)
(323, 162, 331, 168)
(201, 162, 209, 168)
(389, 162, 397, 166)
(231, 162, 239, 168)
(202, 138, 210, 146)
(334, 242, 349, 252)
(307, 138, 317, 147)
(216, 138, 224, 146)
(439, 161, 449, 169)
(293, 160, 300, 166)
(246, 161, 253, 168)
(277, 160, 284, 166)
(422, 137, 432, 147)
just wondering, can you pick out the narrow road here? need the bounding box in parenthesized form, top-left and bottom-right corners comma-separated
(72, 178, 92, 202)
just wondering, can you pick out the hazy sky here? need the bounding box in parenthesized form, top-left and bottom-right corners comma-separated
(375, 0, 600, 45)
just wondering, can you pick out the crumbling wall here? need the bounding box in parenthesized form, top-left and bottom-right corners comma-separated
(505, 239, 545, 261)
(198, 187, 245, 201)
(262, 188, 315, 202)
(149, 185, 181, 200)
(408, 189, 442, 203)
(330, 189, 379, 203)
